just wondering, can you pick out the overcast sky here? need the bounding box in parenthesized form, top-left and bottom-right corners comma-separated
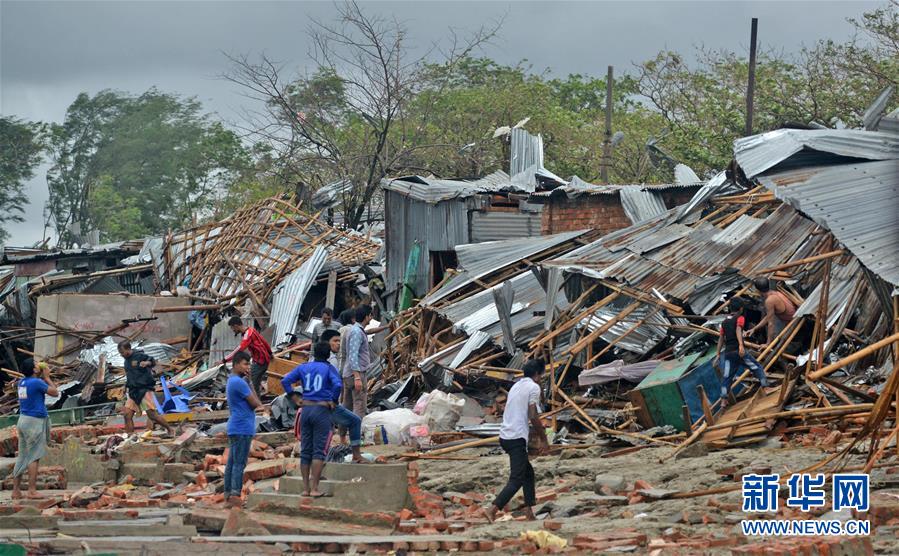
(0, 0, 879, 246)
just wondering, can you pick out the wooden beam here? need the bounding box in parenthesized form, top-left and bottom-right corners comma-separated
(754, 249, 845, 275)
(808, 332, 899, 381)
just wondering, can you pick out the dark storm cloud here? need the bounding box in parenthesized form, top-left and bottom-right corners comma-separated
(0, 0, 879, 244)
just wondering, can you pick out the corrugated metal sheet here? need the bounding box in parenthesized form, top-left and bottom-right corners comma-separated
(677, 170, 732, 220)
(423, 230, 588, 305)
(580, 303, 669, 355)
(795, 260, 862, 328)
(758, 160, 899, 286)
(269, 245, 328, 346)
(549, 205, 824, 313)
(384, 191, 470, 300)
(531, 177, 704, 201)
(619, 186, 668, 224)
(209, 318, 242, 364)
(469, 211, 542, 242)
(863, 86, 894, 131)
(879, 108, 899, 134)
(711, 215, 765, 246)
(380, 170, 520, 204)
(435, 270, 564, 337)
(675, 164, 701, 185)
(510, 128, 543, 190)
(735, 128, 899, 178)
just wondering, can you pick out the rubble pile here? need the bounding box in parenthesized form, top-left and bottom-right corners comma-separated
(0, 93, 896, 553)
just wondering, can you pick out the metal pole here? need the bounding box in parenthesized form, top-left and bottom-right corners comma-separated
(745, 17, 758, 136)
(601, 65, 613, 183)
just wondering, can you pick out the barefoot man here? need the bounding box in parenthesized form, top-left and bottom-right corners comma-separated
(487, 359, 549, 521)
(13, 358, 58, 499)
(282, 342, 342, 497)
(118, 341, 174, 436)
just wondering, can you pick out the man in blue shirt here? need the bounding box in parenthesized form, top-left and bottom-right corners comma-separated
(321, 329, 365, 463)
(13, 358, 59, 500)
(281, 342, 342, 497)
(224, 351, 262, 508)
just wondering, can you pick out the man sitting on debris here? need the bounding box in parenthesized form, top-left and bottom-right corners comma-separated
(224, 351, 262, 508)
(343, 305, 373, 419)
(12, 358, 58, 499)
(717, 298, 768, 406)
(487, 358, 549, 522)
(311, 307, 340, 343)
(746, 277, 796, 345)
(118, 341, 174, 436)
(222, 316, 273, 396)
(320, 329, 365, 463)
(281, 342, 342, 497)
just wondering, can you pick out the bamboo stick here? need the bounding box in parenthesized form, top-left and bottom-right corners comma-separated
(808, 332, 899, 380)
(754, 250, 845, 275)
(703, 403, 874, 433)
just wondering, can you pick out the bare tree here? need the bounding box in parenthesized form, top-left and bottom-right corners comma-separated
(224, 1, 500, 228)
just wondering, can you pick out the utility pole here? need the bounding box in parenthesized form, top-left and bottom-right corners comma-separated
(601, 65, 613, 183)
(745, 17, 759, 136)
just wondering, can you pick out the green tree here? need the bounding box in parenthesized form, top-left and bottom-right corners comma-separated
(46, 89, 250, 245)
(0, 116, 44, 244)
(635, 2, 898, 175)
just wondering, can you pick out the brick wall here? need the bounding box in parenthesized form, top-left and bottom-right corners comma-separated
(660, 188, 697, 209)
(540, 187, 700, 236)
(541, 195, 632, 235)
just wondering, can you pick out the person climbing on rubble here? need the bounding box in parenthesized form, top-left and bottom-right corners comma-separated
(12, 358, 58, 499)
(118, 341, 175, 437)
(746, 277, 796, 346)
(717, 298, 769, 407)
(311, 307, 340, 343)
(224, 351, 262, 508)
(342, 305, 373, 420)
(486, 358, 549, 522)
(320, 329, 366, 463)
(281, 342, 343, 497)
(222, 316, 273, 396)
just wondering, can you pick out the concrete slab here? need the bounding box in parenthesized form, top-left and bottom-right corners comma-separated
(186, 507, 392, 537)
(43, 437, 108, 484)
(246, 493, 396, 527)
(57, 519, 197, 537)
(0, 515, 59, 529)
(279, 462, 411, 512)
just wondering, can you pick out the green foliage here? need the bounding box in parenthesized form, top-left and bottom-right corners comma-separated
(636, 2, 898, 175)
(0, 116, 44, 244)
(46, 89, 250, 245)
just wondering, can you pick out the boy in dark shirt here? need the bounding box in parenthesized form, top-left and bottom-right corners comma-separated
(716, 298, 768, 406)
(118, 341, 174, 436)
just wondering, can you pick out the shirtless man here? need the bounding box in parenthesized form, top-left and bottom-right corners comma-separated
(746, 277, 796, 346)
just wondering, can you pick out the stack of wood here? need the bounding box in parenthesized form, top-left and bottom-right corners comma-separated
(161, 195, 380, 312)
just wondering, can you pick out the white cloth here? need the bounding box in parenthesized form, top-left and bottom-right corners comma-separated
(499, 377, 541, 442)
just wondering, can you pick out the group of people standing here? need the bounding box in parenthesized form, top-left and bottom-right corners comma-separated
(219, 303, 380, 505)
(12, 278, 791, 513)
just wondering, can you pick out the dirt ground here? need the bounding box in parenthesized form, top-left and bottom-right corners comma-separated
(415, 441, 898, 554)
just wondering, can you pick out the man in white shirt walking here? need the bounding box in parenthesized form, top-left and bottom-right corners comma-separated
(487, 359, 549, 522)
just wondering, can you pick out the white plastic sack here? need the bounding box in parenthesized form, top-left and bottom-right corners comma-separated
(422, 391, 465, 432)
(361, 408, 425, 445)
(413, 392, 432, 415)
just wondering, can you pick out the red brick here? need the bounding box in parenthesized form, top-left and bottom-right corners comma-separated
(242, 460, 289, 482)
(543, 519, 562, 531)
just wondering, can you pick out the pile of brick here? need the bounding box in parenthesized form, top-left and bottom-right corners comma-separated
(0, 465, 66, 490)
(732, 536, 873, 556)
